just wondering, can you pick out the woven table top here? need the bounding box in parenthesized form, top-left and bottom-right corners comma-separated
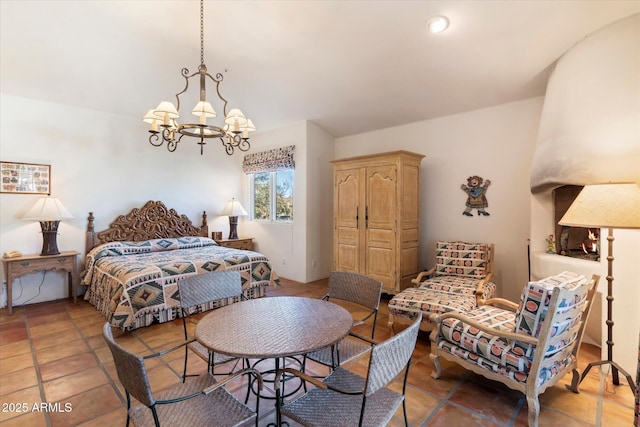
(195, 296, 353, 358)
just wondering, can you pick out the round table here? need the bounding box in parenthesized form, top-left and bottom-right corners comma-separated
(195, 296, 353, 359)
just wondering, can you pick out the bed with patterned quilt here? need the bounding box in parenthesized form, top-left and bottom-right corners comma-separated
(81, 200, 280, 330)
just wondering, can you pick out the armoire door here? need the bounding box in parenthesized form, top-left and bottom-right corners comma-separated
(333, 167, 365, 273)
(364, 164, 397, 290)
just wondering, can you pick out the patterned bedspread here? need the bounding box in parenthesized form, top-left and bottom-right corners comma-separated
(81, 236, 279, 330)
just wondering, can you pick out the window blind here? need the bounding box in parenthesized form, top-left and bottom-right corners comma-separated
(242, 145, 295, 174)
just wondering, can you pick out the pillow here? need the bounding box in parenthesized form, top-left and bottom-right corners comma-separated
(434, 241, 490, 278)
(512, 271, 588, 358)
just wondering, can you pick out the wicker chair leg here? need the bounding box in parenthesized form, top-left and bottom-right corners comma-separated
(182, 346, 188, 383)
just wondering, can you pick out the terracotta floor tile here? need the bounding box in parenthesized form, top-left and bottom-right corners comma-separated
(600, 400, 635, 426)
(0, 322, 28, 346)
(0, 365, 39, 395)
(39, 351, 99, 382)
(426, 402, 502, 427)
(29, 319, 76, 339)
(448, 378, 522, 425)
(49, 384, 122, 427)
(35, 338, 90, 365)
(43, 366, 109, 403)
(0, 339, 32, 359)
(75, 407, 127, 427)
(0, 410, 47, 427)
(538, 384, 598, 423)
(0, 385, 42, 423)
(27, 310, 71, 327)
(32, 328, 82, 351)
(0, 351, 35, 375)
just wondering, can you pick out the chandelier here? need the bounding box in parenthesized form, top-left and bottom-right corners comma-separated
(143, 0, 254, 155)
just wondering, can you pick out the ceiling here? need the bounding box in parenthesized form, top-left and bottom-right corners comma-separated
(1, 1, 639, 138)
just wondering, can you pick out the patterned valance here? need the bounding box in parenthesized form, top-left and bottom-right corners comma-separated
(242, 145, 295, 174)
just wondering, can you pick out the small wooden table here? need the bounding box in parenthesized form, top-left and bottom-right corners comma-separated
(214, 237, 254, 251)
(2, 251, 79, 314)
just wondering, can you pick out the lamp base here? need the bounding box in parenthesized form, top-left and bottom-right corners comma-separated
(228, 216, 239, 240)
(576, 359, 636, 395)
(39, 220, 61, 256)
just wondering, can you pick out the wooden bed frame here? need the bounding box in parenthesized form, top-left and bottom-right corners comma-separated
(85, 200, 209, 254)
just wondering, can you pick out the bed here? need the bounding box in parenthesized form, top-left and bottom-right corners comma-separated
(81, 200, 280, 330)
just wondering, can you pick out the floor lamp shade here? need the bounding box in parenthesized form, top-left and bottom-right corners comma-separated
(22, 197, 75, 256)
(558, 182, 640, 395)
(558, 183, 640, 229)
(221, 198, 248, 240)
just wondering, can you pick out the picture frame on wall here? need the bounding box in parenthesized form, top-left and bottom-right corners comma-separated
(0, 161, 51, 195)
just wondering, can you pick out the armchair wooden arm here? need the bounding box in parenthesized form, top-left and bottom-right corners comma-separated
(429, 311, 539, 346)
(411, 267, 435, 286)
(484, 297, 519, 311)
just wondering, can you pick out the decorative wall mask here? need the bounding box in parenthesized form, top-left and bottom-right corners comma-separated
(461, 175, 491, 216)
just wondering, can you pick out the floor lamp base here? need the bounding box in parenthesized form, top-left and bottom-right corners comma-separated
(579, 359, 637, 395)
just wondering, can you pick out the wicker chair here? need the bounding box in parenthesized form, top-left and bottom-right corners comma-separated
(178, 270, 246, 381)
(275, 315, 421, 427)
(429, 272, 599, 427)
(103, 323, 262, 427)
(304, 271, 382, 370)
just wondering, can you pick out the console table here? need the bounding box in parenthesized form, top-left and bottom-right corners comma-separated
(2, 251, 79, 314)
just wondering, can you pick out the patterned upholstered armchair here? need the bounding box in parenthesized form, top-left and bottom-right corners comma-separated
(388, 241, 496, 333)
(429, 272, 599, 427)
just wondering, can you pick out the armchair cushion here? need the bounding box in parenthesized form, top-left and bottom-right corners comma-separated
(512, 271, 588, 358)
(434, 241, 491, 278)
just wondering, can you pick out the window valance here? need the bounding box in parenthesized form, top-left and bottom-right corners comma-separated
(242, 145, 295, 174)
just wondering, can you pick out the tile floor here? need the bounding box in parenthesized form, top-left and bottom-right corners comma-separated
(0, 278, 635, 426)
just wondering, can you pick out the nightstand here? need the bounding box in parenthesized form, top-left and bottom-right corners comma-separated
(2, 251, 79, 315)
(214, 238, 254, 251)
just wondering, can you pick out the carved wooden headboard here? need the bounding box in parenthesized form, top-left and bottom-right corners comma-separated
(85, 200, 209, 253)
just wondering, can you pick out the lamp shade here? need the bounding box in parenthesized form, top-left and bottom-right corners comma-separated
(221, 198, 248, 217)
(22, 197, 75, 221)
(559, 183, 640, 229)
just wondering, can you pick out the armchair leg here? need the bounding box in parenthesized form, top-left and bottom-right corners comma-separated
(526, 395, 540, 427)
(566, 368, 581, 393)
(430, 353, 442, 379)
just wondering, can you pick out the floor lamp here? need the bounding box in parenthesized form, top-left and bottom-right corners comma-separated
(559, 182, 640, 395)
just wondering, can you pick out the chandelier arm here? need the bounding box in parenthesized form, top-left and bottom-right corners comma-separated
(148, 132, 163, 147)
(221, 137, 234, 156)
(238, 138, 251, 152)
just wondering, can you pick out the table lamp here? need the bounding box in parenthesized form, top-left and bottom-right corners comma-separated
(22, 196, 75, 256)
(221, 198, 248, 240)
(559, 182, 640, 394)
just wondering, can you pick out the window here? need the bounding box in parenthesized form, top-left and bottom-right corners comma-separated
(251, 170, 294, 222)
(243, 145, 295, 223)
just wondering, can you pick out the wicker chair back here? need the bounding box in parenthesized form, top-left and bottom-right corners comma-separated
(103, 323, 155, 407)
(365, 314, 421, 396)
(178, 270, 242, 309)
(328, 271, 382, 311)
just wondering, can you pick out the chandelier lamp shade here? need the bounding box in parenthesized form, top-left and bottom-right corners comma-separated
(143, 0, 255, 156)
(559, 182, 640, 395)
(221, 198, 248, 240)
(22, 197, 75, 256)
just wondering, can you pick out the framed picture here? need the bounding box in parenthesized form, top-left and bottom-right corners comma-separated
(0, 161, 51, 195)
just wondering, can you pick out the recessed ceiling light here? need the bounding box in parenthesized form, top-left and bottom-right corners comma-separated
(427, 15, 449, 34)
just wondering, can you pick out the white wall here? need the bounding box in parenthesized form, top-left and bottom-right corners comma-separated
(0, 94, 244, 306)
(335, 97, 543, 301)
(241, 120, 334, 283)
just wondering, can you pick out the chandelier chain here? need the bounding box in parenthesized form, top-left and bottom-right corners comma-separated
(200, 0, 204, 66)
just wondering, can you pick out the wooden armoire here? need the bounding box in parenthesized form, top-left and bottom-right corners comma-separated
(332, 151, 424, 295)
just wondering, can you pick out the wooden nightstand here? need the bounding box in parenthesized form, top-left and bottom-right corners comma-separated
(2, 251, 79, 315)
(214, 238, 254, 251)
